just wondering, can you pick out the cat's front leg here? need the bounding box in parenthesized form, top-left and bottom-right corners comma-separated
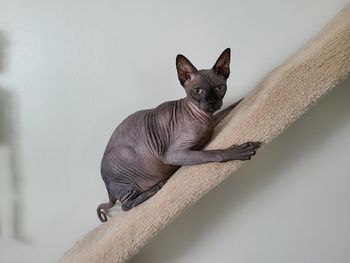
(161, 142, 260, 166)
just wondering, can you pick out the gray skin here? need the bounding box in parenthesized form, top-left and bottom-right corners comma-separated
(97, 48, 261, 222)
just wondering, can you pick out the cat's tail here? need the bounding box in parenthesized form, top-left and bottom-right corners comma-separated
(97, 196, 117, 222)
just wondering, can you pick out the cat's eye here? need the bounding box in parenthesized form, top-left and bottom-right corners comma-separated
(193, 88, 203, 95)
(215, 85, 226, 92)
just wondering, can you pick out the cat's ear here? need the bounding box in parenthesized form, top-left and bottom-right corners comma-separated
(213, 48, 230, 79)
(176, 54, 198, 85)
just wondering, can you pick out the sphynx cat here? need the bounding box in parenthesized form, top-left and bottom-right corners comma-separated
(97, 48, 260, 222)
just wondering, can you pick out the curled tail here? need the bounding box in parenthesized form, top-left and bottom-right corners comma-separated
(97, 196, 117, 222)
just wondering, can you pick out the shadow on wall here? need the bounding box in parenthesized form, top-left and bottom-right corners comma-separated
(0, 30, 26, 241)
(130, 78, 350, 263)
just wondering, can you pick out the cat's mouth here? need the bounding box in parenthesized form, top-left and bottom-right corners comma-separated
(204, 105, 220, 113)
(198, 101, 222, 113)
(206, 102, 222, 113)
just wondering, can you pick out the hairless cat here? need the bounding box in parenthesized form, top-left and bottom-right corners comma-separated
(97, 48, 260, 222)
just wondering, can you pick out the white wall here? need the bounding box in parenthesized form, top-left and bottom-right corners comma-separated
(0, 1, 349, 262)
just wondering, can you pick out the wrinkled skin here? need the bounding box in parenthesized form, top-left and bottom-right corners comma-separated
(97, 48, 261, 222)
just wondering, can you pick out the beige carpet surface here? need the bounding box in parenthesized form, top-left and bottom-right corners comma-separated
(60, 4, 350, 263)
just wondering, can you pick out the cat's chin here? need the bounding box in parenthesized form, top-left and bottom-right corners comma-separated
(201, 107, 219, 114)
(207, 108, 217, 113)
(202, 104, 222, 113)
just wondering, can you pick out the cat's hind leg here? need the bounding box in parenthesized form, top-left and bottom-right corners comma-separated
(121, 181, 166, 211)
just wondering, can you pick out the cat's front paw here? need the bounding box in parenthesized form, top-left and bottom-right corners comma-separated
(227, 141, 261, 161)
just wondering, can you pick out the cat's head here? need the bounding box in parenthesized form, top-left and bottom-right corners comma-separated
(176, 48, 230, 113)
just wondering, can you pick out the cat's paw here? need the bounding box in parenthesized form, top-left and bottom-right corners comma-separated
(227, 141, 261, 160)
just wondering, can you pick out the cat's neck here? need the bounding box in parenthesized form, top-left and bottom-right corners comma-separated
(182, 97, 214, 124)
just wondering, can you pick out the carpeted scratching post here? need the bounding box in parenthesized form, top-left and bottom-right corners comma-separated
(60, 4, 350, 263)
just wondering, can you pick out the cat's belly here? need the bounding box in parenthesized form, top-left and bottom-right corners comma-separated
(102, 143, 179, 191)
